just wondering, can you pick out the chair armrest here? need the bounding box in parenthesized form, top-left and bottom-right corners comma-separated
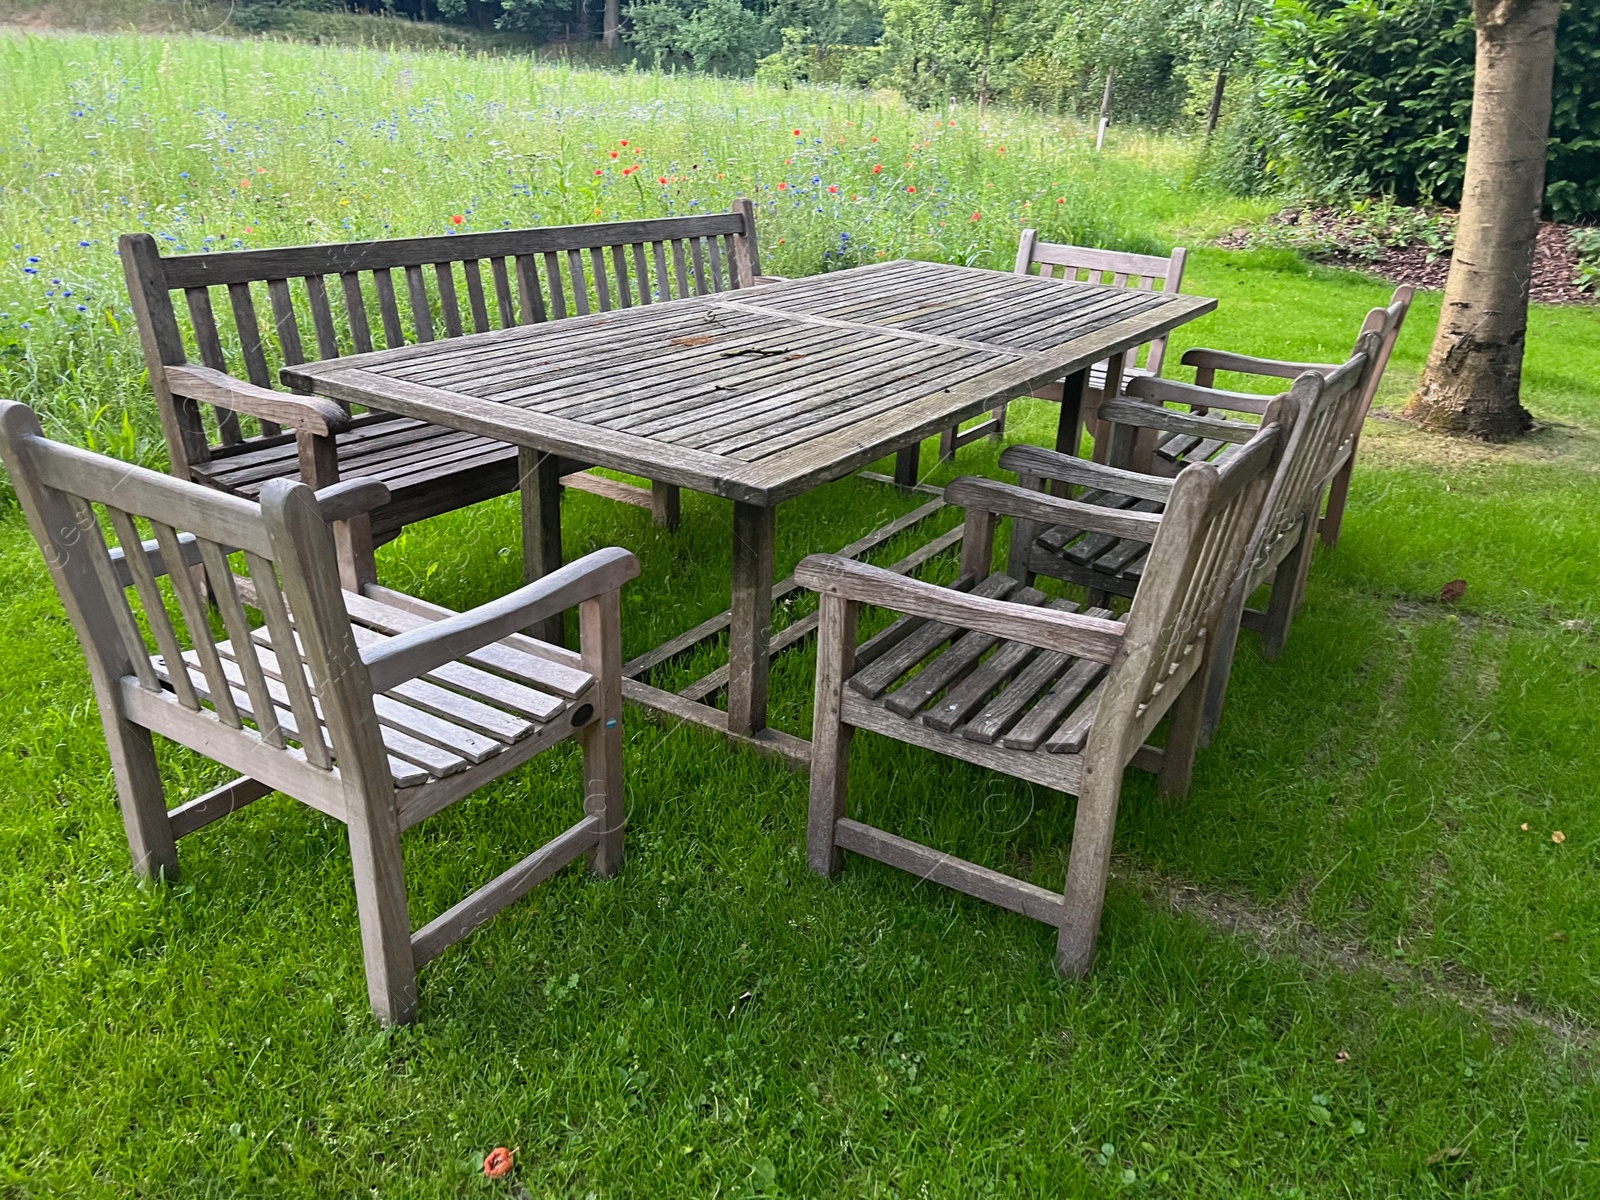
(165, 364, 352, 437)
(1180, 347, 1341, 380)
(998, 444, 1174, 504)
(796, 554, 1126, 662)
(1126, 376, 1276, 416)
(361, 546, 640, 693)
(314, 478, 391, 524)
(751, 274, 790, 284)
(945, 476, 1163, 543)
(1100, 396, 1260, 444)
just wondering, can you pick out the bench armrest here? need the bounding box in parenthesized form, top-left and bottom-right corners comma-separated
(945, 476, 1163, 543)
(795, 554, 1126, 663)
(361, 547, 639, 693)
(165, 364, 352, 437)
(1180, 347, 1341, 381)
(998, 444, 1174, 504)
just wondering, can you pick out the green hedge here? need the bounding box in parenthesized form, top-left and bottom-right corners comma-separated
(1258, 0, 1600, 222)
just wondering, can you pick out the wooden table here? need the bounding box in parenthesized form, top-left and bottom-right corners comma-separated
(286, 258, 1215, 752)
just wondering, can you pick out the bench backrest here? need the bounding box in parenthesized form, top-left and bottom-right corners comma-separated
(1014, 230, 1188, 376)
(1096, 401, 1287, 761)
(1347, 285, 1413, 441)
(0, 399, 382, 810)
(122, 201, 765, 477)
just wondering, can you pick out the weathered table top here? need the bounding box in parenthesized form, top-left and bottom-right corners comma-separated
(285, 258, 1216, 506)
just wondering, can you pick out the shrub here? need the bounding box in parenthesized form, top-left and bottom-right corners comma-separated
(1257, 0, 1600, 222)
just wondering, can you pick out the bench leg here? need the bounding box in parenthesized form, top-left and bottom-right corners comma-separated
(807, 594, 858, 878)
(579, 591, 626, 877)
(345, 785, 417, 1026)
(650, 481, 681, 531)
(939, 423, 958, 462)
(519, 445, 565, 648)
(1055, 758, 1125, 978)
(106, 716, 179, 880)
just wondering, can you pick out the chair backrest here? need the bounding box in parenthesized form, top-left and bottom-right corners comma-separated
(1091, 400, 1289, 762)
(0, 400, 383, 809)
(1346, 285, 1413, 439)
(1013, 230, 1188, 376)
(122, 201, 766, 476)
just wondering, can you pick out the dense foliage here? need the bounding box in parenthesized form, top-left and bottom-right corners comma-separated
(1258, 0, 1600, 221)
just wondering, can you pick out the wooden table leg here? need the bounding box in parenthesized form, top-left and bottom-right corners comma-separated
(727, 500, 776, 735)
(519, 445, 565, 647)
(1055, 368, 1090, 457)
(893, 444, 920, 488)
(1051, 368, 1091, 499)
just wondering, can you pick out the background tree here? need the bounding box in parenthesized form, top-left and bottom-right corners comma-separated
(1405, 0, 1563, 441)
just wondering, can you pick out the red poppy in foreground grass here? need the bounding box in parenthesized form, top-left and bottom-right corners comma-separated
(451, 214, 464, 225)
(872, 164, 882, 174)
(905, 186, 916, 193)
(483, 1147, 514, 1178)
(792, 128, 801, 136)
(594, 168, 603, 176)
(971, 212, 981, 221)
(658, 176, 668, 184)
(827, 185, 838, 193)
(777, 181, 787, 190)
(619, 139, 628, 146)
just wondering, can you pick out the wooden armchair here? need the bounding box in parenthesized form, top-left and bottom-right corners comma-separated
(1180, 286, 1412, 546)
(1005, 338, 1377, 740)
(0, 400, 639, 1025)
(938, 233, 1188, 462)
(121, 202, 767, 589)
(799, 412, 1284, 975)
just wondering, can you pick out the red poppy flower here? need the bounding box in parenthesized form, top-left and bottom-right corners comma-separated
(483, 1148, 514, 1179)
(971, 212, 981, 221)
(1056, 197, 1066, 204)
(872, 164, 882, 174)
(998, 146, 1006, 153)
(870, 136, 878, 143)
(594, 168, 603, 176)
(792, 128, 801, 136)
(239, 179, 251, 189)
(905, 186, 916, 193)
(658, 176, 668, 184)
(451, 214, 464, 225)
(777, 181, 787, 190)
(827, 185, 838, 193)
(619, 139, 628, 146)
(610, 151, 619, 158)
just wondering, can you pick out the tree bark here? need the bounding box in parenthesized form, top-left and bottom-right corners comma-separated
(1205, 66, 1227, 137)
(1405, 0, 1562, 441)
(603, 0, 619, 50)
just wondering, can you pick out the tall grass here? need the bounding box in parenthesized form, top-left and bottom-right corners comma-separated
(0, 30, 1260, 465)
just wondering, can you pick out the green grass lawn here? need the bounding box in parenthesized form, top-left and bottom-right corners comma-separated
(2, 29, 1600, 1198)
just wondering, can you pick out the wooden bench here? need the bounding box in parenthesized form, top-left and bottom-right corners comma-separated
(121, 202, 766, 591)
(0, 399, 639, 1024)
(939, 234, 1188, 461)
(799, 408, 1285, 975)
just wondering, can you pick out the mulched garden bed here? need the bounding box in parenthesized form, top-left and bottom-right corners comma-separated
(1216, 206, 1595, 306)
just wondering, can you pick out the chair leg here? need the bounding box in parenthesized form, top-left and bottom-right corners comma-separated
(1320, 458, 1355, 548)
(1262, 521, 1315, 662)
(650, 481, 681, 532)
(104, 715, 178, 880)
(344, 791, 417, 1025)
(989, 402, 1008, 439)
(939, 423, 958, 462)
(893, 444, 920, 488)
(579, 592, 626, 878)
(1198, 576, 1249, 748)
(1055, 759, 1125, 978)
(1157, 667, 1208, 800)
(807, 594, 857, 878)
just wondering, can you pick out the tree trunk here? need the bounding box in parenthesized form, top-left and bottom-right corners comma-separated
(603, 0, 619, 50)
(1405, 0, 1562, 441)
(1205, 66, 1227, 137)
